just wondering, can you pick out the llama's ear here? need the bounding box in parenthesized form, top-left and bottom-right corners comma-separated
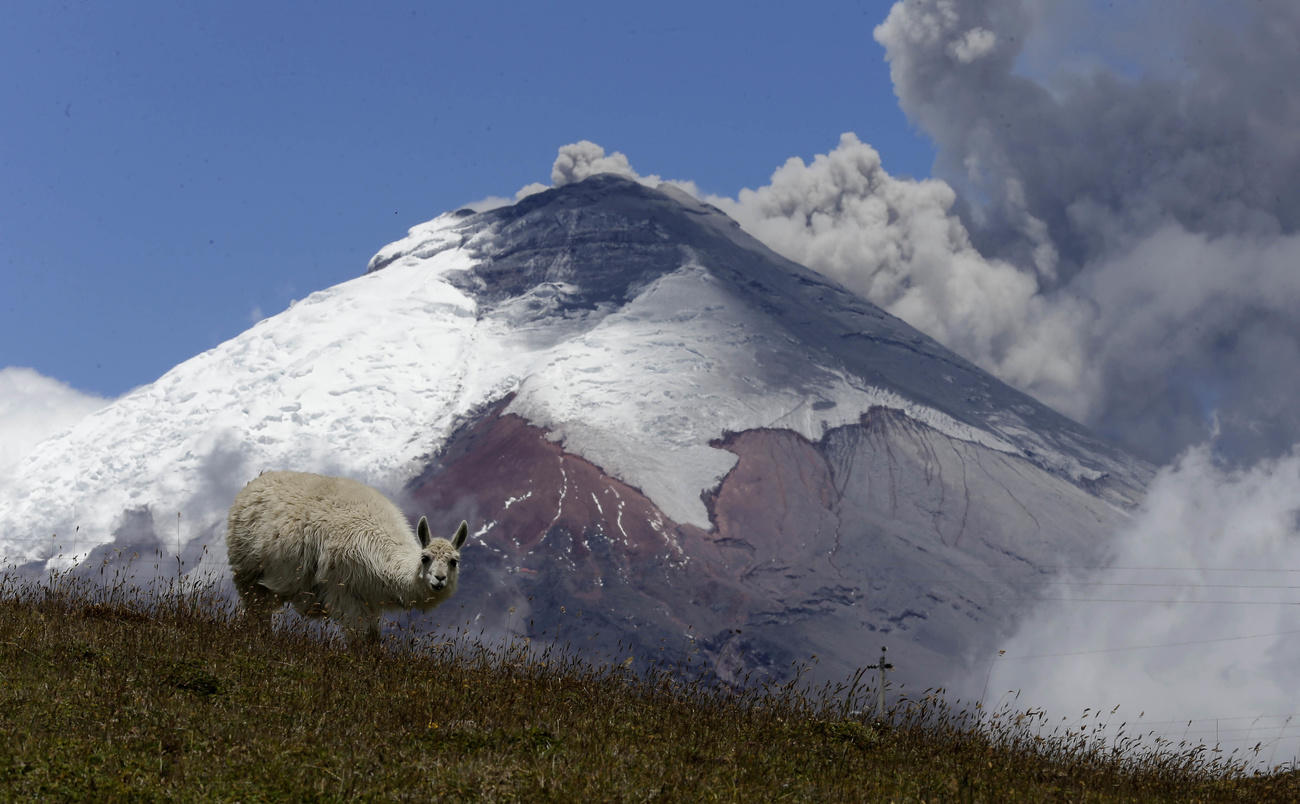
(417, 516, 431, 548)
(451, 520, 469, 549)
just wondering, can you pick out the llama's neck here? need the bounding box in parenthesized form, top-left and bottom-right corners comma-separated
(350, 538, 422, 607)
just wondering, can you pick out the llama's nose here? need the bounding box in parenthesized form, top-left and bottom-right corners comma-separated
(434, 573, 447, 583)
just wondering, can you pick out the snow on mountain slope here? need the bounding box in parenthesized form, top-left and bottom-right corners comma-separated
(0, 175, 1155, 693)
(0, 228, 484, 566)
(0, 175, 1141, 570)
(504, 260, 1021, 527)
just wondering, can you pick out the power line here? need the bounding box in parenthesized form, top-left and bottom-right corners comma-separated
(946, 563, 1300, 574)
(999, 597, 1300, 606)
(997, 627, 1300, 660)
(1133, 714, 1300, 728)
(1096, 566, 1300, 573)
(906, 577, 1300, 591)
(1045, 581, 1300, 590)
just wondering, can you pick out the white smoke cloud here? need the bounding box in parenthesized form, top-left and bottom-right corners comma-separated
(461, 141, 677, 213)
(460, 186, 550, 214)
(704, 133, 1096, 417)
(549, 140, 703, 198)
(985, 445, 1300, 765)
(0, 367, 109, 481)
(551, 140, 643, 186)
(949, 27, 997, 63)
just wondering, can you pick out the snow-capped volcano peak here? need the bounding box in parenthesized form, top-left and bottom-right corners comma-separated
(2, 174, 1140, 561)
(378, 174, 1144, 509)
(0, 174, 1148, 693)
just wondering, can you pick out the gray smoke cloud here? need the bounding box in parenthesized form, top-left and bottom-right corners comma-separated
(542, 4, 1297, 469)
(704, 134, 1097, 421)
(875, 0, 1300, 464)
(551, 141, 644, 187)
(541, 2, 1295, 468)
(535, 10, 1300, 468)
(537, 0, 1300, 462)
(550, 140, 702, 198)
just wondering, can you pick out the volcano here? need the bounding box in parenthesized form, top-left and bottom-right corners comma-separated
(0, 174, 1150, 695)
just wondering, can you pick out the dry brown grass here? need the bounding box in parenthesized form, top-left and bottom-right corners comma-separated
(0, 567, 1296, 801)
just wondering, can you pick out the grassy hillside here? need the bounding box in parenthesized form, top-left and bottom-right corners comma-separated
(0, 570, 1296, 802)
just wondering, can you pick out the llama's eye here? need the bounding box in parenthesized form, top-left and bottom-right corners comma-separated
(448, 558, 458, 569)
(421, 555, 432, 566)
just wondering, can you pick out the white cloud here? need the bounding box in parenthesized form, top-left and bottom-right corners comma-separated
(0, 367, 110, 480)
(949, 27, 997, 63)
(985, 445, 1300, 765)
(460, 182, 551, 214)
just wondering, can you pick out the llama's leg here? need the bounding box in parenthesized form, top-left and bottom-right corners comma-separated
(318, 593, 373, 648)
(363, 616, 382, 645)
(335, 613, 380, 648)
(233, 571, 279, 631)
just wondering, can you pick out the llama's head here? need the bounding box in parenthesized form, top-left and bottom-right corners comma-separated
(414, 517, 469, 603)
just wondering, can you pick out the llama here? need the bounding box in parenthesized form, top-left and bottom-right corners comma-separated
(226, 470, 468, 644)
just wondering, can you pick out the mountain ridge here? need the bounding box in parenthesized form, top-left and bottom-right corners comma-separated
(377, 174, 1147, 503)
(0, 173, 1150, 692)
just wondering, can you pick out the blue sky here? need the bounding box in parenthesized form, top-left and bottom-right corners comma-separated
(2, 0, 930, 397)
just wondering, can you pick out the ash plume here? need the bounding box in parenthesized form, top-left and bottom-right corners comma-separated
(545, 3, 1300, 467)
(874, 0, 1300, 463)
